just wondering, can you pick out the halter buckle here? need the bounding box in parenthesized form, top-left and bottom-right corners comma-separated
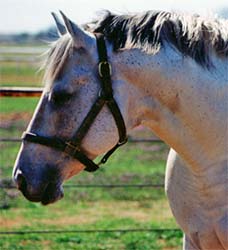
(64, 141, 80, 156)
(98, 61, 112, 77)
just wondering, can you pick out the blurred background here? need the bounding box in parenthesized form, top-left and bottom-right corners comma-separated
(0, 1, 227, 249)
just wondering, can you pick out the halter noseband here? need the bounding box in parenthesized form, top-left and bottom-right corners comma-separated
(22, 33, 128, 172)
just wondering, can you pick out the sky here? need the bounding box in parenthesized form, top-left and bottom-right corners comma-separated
(0, 0, 227, 34)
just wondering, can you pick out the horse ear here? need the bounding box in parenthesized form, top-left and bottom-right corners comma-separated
(59, 10, 92, 48)
(51, 12, 66, 36)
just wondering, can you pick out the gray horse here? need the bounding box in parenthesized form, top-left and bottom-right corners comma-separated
(13, 11, 228, 249)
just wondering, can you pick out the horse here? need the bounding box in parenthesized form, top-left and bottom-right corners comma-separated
(12, 10, 228, 250)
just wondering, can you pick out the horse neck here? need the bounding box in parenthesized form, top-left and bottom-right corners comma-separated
(113, 45, 228, 172)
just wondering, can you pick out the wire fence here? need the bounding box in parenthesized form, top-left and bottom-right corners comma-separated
(0, 228, 180, 235)
(0, 137, 163, 143)
(0, 183, 164, 190)
(0, 87, 179, 236)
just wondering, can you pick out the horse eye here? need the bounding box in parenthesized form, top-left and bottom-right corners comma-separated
(50, 91, 73, 106)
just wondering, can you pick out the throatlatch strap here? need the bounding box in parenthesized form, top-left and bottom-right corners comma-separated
(95, 33, 127, 144)
(69, 96, 106, 145)
(71, 33, 128, 170)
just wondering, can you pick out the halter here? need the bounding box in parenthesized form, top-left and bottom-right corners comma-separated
(22, 33, 128, 172)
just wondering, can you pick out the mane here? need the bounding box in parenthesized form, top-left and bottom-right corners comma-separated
(43, 34, 72, 89)
(92, 11, 228, 68)
(43, 10, 228, 84)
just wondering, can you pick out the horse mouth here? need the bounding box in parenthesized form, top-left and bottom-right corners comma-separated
(41, 183, 64, 205)
(20, 182, 64, 205)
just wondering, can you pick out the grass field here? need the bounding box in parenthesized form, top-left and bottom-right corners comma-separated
(0, 44, 45, 87)
(0, 45, 183, 250)
(0, 62, 43, 87)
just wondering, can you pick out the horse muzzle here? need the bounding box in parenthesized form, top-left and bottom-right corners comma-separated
(13, 168, 64, 205)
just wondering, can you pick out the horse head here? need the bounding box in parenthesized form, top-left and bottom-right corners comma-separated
(13, 12, 129, 205)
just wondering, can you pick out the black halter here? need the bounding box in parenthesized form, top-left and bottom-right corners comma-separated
(22, 33, 128, 172)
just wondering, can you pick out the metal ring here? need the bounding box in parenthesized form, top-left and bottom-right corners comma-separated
(98, 61, 112, 77)
(64, 142, 80, 155)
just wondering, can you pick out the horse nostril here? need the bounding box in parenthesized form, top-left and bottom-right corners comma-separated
(16, 173, 27, 193)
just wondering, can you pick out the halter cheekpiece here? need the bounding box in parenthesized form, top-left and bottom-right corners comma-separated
(22, 33, 128, 172)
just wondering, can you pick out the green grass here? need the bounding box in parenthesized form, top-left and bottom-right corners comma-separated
(0, 230, 183, 250)
(0, 62, 43, 87)
(0, 97, 182, 249)
(0, 44, 46, 87)
(0, 63, 37, 76)
(0, 97, 39, 113)
(0, 46, 182, 249)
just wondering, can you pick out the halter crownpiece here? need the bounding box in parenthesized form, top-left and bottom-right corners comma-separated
(22, 33, 128, 172)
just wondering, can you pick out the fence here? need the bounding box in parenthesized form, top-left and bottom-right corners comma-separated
(0, 87, 179, 237)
